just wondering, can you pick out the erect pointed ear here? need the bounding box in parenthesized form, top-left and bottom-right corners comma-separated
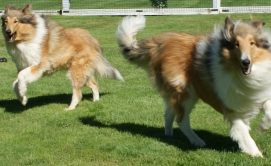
(251, 20, 265, 33)
(224, 16, 235, 41)
(21, 4, 32, 14)
(4, 4, 14, 14)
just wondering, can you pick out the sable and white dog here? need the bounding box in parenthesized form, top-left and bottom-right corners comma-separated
(1, 4, 123, 110)
(117, 15, 271, 157)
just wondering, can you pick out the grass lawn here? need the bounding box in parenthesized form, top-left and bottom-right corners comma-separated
(0, 14, 271, 165)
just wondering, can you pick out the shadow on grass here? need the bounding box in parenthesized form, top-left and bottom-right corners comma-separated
(0, 93, 108, 113)
(79, 116, 239, 153)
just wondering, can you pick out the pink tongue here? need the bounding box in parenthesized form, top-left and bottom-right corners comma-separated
(243, 66, 251, 75)
(10, 34, 14, 41)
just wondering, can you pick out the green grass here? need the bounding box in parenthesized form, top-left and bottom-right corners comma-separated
(1, 14, 271, 165)
(0, 1, 62, 10)
(0, 0, 270, 10)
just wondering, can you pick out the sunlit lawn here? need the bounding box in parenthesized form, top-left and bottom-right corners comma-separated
(0, 13, 271, 165)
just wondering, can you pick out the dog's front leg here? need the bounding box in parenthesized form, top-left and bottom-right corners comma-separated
(229, 118, 263, 157)
(258, 99, 271, 134)
(16, 65, 46, 105)
(12, 78, 27, 105)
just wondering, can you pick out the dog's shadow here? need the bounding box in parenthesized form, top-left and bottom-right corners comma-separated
(79, 116, 239, 152)
(0, 93, 108, 113)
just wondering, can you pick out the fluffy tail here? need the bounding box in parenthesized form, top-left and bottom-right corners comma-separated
(95, 55, 124, 82)
(116, 15, 146, 61)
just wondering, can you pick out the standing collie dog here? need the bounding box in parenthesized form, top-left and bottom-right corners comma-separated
(1, 4, 123, 110)
(117, 15, 271, 157)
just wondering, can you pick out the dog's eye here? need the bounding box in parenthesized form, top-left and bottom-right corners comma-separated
(235, 42, 239, 47)
(14, 20, 18, 23)
(4, 20, 7, 24)
(250, 42, 254, 46)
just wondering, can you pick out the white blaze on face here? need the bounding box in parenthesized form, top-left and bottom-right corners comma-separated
(4, 16, 19, 42)
(235, 35, 255, 75)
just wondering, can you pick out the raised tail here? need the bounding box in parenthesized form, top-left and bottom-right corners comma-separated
(95, 55, 124, 82)
(116, 15, 146, 61)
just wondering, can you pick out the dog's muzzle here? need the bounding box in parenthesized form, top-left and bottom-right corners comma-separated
(241, 59, 252, 75)
(6, 29, 11, 35)
(5, 29, 16, 42)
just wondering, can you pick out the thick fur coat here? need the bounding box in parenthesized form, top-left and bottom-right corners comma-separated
(2, 4, 123, 110)
(116, 15, 271, 157)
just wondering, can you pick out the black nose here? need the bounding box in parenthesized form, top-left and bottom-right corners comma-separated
(241, 59, 250, 67)
(5, 29, 11, 35)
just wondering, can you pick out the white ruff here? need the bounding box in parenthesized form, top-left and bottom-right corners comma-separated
(6, 14, 47, 71)
(212, 47, 271, 117)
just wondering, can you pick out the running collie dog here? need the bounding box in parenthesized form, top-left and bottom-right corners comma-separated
(117, 15, 271, 157)
(1, 4, 123, 110)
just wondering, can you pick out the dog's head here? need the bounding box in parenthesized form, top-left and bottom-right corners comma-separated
(1, 4, 36, 42)
(222, 16, 268, 75)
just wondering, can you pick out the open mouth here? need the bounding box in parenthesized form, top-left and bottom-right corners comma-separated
(241, 65, 252, 75)
(8, 32, 16, 42)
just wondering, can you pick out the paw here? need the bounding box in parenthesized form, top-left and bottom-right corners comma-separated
(93, 98, 99, 102)
(64, 107, 75, 111)
(191, 139, 206, 148)
(253, 152, 263, 158)
(20, 96, 28, 106)
(244, 149, 263, 157)
(165, 128, 173, 136)
(240, 143, 263, 157)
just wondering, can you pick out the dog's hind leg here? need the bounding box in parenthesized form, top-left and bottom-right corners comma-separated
(65, 70, 85, 111)
(229, 117, 263, 157)
(258, 100, 271, 134)
(169, 87, 206, 147)
(85, 76, 99, 102)
(65, 85, 82, 111)
(164, 102, 175, 136)
(177, 96, 206, 147)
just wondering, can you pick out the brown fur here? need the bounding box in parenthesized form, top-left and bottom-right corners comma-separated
(2, 4, 123, 110)
(117, 15, 271, 156)
(145, 20, 271, 118)
(125, 32, 204, 122)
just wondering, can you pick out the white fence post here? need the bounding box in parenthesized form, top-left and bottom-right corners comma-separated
(62, 0, 70, 13)
(213, 0, 221, 12)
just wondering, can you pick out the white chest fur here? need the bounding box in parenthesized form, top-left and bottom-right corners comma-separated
(6, 15, 47, 71)
(213, 60, 271, 113)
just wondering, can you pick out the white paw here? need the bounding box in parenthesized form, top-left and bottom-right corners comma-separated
(244, 150, 263, 157)
(21, 96, 28, 106)
(240, 143, 263, 157)
(64, 107, 75, 111)
(93, 98, 99, 102)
